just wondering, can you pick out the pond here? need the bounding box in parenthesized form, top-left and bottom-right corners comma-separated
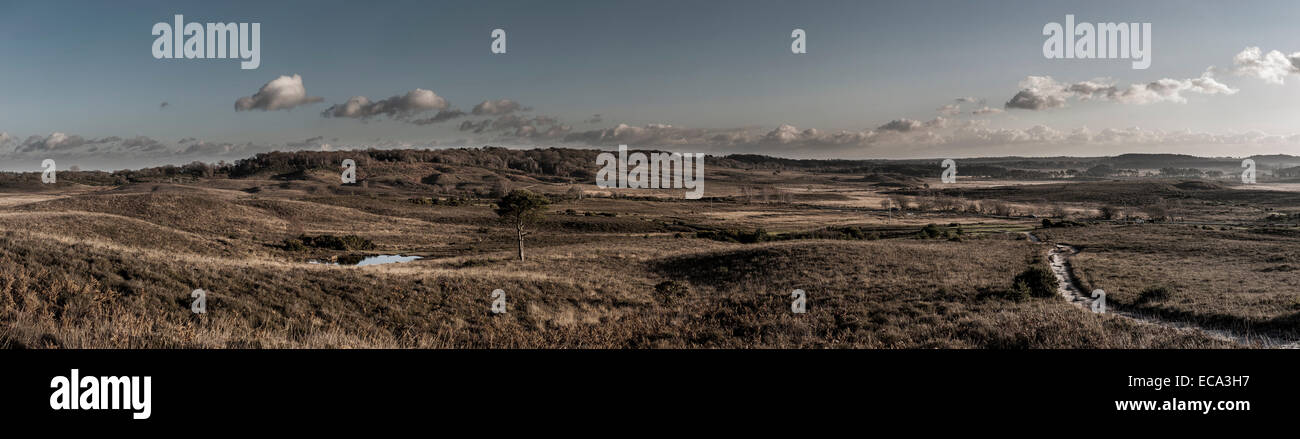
(308, 255, 423, 266)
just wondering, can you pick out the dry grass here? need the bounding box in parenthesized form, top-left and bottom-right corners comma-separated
(0, 216, 1229, 348)
(1038, 224, 1300, 340)
(0, 164, 1275, 349)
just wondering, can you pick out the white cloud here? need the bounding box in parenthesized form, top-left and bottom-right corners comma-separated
(1233, 46, 1300, 84)
(1110, 71, 1237, 104)
(459, 114, 570, 138)
(1005, 76, 1071, 110)
(1005, 71, 1236, 109)
(411, 110, 466, 125)
(10, 133, 166, 156)
(877, 117, 946, 132)
(321, 88, 449, 119)
(17, 132, 87, 152)
(471, 99, 528, 115)
(234, 74, 323, 111)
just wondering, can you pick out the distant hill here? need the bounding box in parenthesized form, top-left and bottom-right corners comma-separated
(5, 147, 1298, 190)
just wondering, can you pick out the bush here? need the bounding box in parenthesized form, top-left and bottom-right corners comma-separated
(1138, 286, 1171, 303)
(282, 238, 308, 252)
(919, 223, 942, 238)
(654, 280, 693, 306)
(1013, 265, 1057, 298)
(695, 228, 770, 243)
(1042, 219, 1085, 228)
(409, 196, 475, 206)
(750, 226, 882, 242)
(918, 223, 957, 239)
(283, 234, 376, 251)
(841, 226, 867, 240)
(1004, 280, 1031, 302)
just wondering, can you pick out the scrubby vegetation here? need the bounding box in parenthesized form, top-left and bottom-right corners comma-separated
(1037, 225, 1300, 341)
(1013, 264, 1057, 299)
(1, 148, 1290, 348)
(283, 234, 376, 251)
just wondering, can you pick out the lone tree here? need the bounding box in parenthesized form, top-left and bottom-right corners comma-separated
(495, 189, 550, 261)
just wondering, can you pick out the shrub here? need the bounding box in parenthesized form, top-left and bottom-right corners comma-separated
(842, 226, 867, 240)
(695, 228, 770, 243)
(919, 223, 942, 238)
(654, 280, 693, 306)
(408, 197, 474, 206)
(745, 228, 770, 243)
(1138, 286, 1171, 303)
(1004, 280, 1031, 302)
(1013, 265, 1057, 298)
(918, 223, 956, 239)
(282, 238, 308, 252)
(1042, 219, 1085, 228)
(284, 234, 376, 251)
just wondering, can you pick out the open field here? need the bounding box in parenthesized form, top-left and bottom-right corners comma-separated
(1, 149, 1296, 348)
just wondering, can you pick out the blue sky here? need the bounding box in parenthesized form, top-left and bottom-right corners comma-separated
(3, 0, 1300, 170)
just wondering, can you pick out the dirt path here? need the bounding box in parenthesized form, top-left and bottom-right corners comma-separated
(1028, 232, 1299, 348)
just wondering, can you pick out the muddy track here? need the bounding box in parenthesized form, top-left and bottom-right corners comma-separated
(1028, 232, 1299, 349)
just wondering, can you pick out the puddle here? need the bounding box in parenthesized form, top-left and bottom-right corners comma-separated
(309, 254, 423, 266)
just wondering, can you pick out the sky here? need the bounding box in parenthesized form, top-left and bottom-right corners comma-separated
(3, 0, 1300, 170)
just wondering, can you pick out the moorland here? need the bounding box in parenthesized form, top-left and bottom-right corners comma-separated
(2, 148, 1298, 348)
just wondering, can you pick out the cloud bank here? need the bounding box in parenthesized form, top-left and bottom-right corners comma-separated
(1005, 71, 1235, 110)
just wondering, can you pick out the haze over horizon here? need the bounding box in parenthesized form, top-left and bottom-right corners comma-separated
(5, 0, 1300, 171)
